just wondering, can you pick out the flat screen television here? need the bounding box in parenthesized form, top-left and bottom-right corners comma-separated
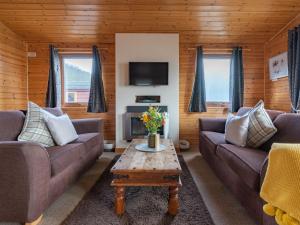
(129, 62, 168, 86)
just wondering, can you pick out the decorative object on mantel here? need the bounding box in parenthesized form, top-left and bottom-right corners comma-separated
(269, 52, 288, 80)
(141, 106, 166, 149)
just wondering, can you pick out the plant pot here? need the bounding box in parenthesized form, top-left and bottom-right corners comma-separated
(148, 133, 157, 148)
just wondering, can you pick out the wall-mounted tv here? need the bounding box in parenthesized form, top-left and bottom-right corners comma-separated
(129, 62, 168, 86)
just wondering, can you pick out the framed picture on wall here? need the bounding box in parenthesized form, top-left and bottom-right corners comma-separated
(269, 52, 288, 80)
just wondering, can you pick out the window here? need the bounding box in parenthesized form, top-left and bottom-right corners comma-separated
(62, 55, 92, 105)
(203, 56, 230, 105)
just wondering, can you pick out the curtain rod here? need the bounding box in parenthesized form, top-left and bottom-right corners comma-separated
(57, 47, 108, 51)
(59, 51, 92, 54)
(187, 47, 251, 51)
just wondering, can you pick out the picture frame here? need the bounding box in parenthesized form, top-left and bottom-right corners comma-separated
(269, 52, 288, 80)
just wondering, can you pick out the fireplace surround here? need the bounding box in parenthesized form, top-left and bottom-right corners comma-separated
(124, 106, 168, 141)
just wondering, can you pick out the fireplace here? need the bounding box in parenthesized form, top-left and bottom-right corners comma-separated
(124, 106, 167, 141)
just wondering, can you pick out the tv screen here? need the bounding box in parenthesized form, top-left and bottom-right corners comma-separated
(129, 62, 168, 86)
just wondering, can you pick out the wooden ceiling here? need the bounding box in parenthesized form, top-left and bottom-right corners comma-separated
(0, 0, 299, 44)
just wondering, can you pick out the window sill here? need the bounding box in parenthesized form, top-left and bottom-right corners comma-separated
(62, 103, 88, 108)
(206, 102, 229, 108)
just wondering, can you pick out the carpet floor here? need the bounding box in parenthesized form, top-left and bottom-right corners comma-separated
(62, 155, 214, 225)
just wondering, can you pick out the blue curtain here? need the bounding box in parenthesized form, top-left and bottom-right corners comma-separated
(288, 25, 300, 113)
(87, 46, 107, 113)
(229, 47, 244, 112)
(46, 45, 61, 108)
(188, 46, 207, 112)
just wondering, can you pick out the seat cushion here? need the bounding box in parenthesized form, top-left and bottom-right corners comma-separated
(216, 144, 267, 191)
(201, 131, 226, 154)
(47, 143, 85, 176)
(72, 133, 101, 153)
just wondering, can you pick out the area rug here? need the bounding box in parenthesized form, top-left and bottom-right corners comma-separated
(62, 155, 215, 225)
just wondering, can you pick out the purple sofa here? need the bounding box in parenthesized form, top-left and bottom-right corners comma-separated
(199, 107, 300, 225)
(0, 108, 104, 224)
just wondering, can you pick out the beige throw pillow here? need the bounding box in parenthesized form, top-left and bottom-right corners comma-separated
(246, 100, 277, 148)
(225, 113, 250, 147)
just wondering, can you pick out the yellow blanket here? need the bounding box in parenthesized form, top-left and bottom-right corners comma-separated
(260, 143, 300, 225)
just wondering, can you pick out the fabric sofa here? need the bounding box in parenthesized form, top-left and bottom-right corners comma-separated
(0, 108, 104, 224)
(199, 107, 300, 225)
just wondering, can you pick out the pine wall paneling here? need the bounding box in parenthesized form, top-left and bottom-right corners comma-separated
(27, 42, 115, 141)
(264, 14, 300, 112)
(0, 22, 27, 110)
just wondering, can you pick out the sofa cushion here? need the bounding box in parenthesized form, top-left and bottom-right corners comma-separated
(261, 113, 300, 152)
(246, 101, 277, 148)
(45, 114, 78, 146)
(225, 113, 249, 147)
(18, 102, 55, 147)
(201, 131, 226, 154)
(216, 144, 267, 191)
(72, 133, 101, 153)
(47, 143, 84, 176)
(0, 111, 25, 141)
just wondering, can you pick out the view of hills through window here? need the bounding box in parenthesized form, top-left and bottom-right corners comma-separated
(63, 57, 92, 103)
(203, 57, 230, 103)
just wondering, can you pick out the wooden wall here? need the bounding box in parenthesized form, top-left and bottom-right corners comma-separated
(27, 42, 115, 141)
(0, 21, 27, 110)
(180, 43, 265, 149)
(264, 14, 300, 112)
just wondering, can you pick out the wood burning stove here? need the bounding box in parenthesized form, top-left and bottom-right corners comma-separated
(124, 106, 167, 141)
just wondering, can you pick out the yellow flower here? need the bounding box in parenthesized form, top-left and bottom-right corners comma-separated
(143, 114, 149, 123)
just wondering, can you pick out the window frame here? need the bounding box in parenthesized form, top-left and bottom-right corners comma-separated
(203, 54, 231, 108)
(60, 53, 93, 107)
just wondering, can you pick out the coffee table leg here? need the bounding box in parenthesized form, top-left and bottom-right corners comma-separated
(168, 186, 179, 215)
(115, 186, 125, 215)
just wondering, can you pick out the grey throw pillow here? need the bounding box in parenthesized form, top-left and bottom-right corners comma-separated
(44, 113, 78, 146)
(246, 100, 277, 148)
(225, 113, 250, 147)
(18, 102, 55, 147)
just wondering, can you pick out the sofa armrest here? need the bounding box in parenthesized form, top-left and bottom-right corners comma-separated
(199, 118, 226, 133)
(72, 118, 104, 134)
(0, 142, 50, 223)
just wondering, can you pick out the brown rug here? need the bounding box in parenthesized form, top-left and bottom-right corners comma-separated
(62, 155, 215, 225)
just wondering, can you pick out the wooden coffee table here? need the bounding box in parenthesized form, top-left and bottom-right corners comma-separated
(111, 139, 182, 216)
